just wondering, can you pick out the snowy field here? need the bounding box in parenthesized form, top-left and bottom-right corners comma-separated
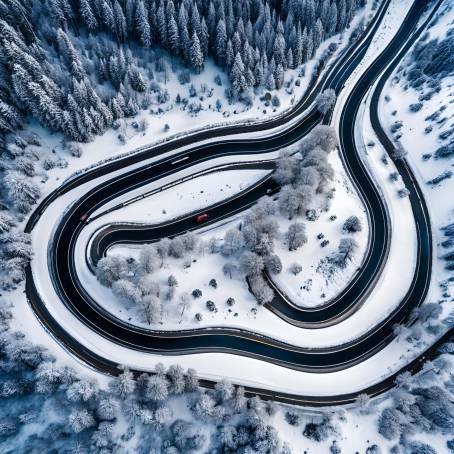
(379, 1, 454, 314)
(92, 167, 271, 224)
(271, 151, 368, 307)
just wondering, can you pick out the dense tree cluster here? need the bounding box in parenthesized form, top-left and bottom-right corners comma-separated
(238, 197, 281, 304)
(275, 125, 336, 219)
(0, 285, 294, 452)
(378, 376, 454, 449)
(217, 125, 337, 305)
(315, 88, 336, 114)
(0, 231, 33, 289)
(96, 233, 198, 324)
(0, 0, 363, 146)
(399, 27, 454, 159)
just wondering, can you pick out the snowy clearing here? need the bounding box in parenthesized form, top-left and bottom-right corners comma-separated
(379, 2, 454, 317)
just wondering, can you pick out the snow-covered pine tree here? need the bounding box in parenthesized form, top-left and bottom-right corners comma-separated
(134, 1, 150, 47)
(230, 53, 247, 93)
(167, 15, 180, 55)
(79, 0, 98, 32)
(156, 1, 168, 48)
(189, 31, 204, 73)
(113, 0, 127, 41)
(215, 19, 227, 65)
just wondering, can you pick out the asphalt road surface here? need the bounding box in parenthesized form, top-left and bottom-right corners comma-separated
(24, 0, 451, 406)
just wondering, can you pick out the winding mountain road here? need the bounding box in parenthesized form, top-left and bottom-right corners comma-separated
(24, 0, 451, 405)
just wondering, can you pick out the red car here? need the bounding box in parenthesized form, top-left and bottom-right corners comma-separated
(195, 213, 209, 223)
(80, 213, 89, 223)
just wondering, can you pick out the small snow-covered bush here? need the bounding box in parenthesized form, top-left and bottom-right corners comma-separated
(285, 411, 300, 426)
(315, 88, 336, 114)
(409, 102, 423, 112)
(427, 170, 452, 186)
(289, 262, 302, 275)
(434, 142, 454, 159)
(398, 188, 410, 198)
(178, 70, 191, 85)
(343, 215, 362, 233)
(271, 95, 280, 107)
(209, 279, 217, 289)
(214, 74, 222, 86)
(303, 417, 337, 442)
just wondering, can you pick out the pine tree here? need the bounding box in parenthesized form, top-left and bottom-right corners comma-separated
(215, 19, 227, 65)
(135, 1, 151, 47)
(207, 2, 217, 41)
(320, 0, 331, 30)
(190, 4, 202, 38)
(286, 48, 294, 69)
(148, 0, 158, 41)
(157, 1, 167, 48)
(189, 32, 204, 73)
(253, 60, 264, 86)
(314, 18, 324, 50)
(0, 100, 22, 132)
(167, 15, 179, 55)
(230, 52, 247, 93)
(273, 28, 286, 67)
(245, 68, 254, 87)
(113, 0, 127, 42)
(165, 0, 175, 22)
(232, 31, 241, 57)
(225, 40, 234, 69)
(274, 63, 284, 89)
(200, 18, 209, 57)
(56, 29, 85, 80)
(46, 0, 67, 28)
(337, 0, 347, 33)
(179, 21, 190, 62)
(327, 3, 338, 36)
(293, 24, 303, 67)
(265, 70, 275, 91)
(305, 28, 314, 62)
(100, 0, 115, 33)
(79, 0, 98, 31)
(225, 0, 234, 37)
(11, 64, 33, 110)
(301, 26, 308, 63)
(124, 0, 136, 32)
(72, 78, 89, 108)
(110, 97, 123, 120)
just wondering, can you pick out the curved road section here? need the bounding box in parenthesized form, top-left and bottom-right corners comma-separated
(24, 0, 450, 405)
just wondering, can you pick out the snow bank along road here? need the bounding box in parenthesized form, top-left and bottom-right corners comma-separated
(24, 0, 449, 405)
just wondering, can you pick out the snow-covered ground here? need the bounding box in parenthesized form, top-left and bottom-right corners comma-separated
(271, 152, 368, 307)
(91, 166, 271, 223)
(379, 1, 454, 316)
(78, 141, 367, 328)
(19, 0, 440, 400)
